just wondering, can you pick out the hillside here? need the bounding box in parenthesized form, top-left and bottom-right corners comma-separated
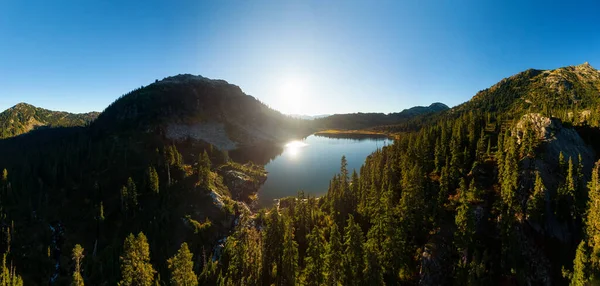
(453, 62, 600, 124)
(1, 64, 600, 284)
(212, 63, 600, 285)
(0, 103, 98, 139)
(314, 102, 449, 130)
(93, 74, 312, 149)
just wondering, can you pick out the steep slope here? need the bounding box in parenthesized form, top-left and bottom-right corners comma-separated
(315, 102, 449, 130)
(93, 74, 312, 149)
(0, 103, 98, 139)
(453, 62, 600, 124)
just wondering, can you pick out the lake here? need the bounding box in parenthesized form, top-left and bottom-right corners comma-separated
(257, 134, 393, 207)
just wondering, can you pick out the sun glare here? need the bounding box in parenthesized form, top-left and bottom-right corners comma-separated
(285, 140, 308, 158)
(279, 77, 307, 114)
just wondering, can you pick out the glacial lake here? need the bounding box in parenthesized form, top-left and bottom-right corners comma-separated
(256, 134, 393, 207)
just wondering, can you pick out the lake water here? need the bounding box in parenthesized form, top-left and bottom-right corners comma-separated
(257, 134, 393, 207)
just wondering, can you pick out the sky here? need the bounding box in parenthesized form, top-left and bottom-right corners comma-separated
(1, 0, 599, 115)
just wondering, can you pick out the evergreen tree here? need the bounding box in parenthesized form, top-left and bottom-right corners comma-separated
(71, 244, 84, 286)
(118, 232, 156, 286)
(198, 150, 211, 189)
(325, 223, 343, 285)
(527, 172, 546, 224)
(127, 177, 138, 207)
(301, 229, 325, 286)
(587, 160, 600, 275)
(261, 210, 284, 285)
(0, 253, 22, 286)
(363, 241, 384, 286)
(146, 166, 159, 194)
(342, 215, 364, 286)
(280, 216, 298, 286)
(167, 242, 197, 286)
(570, 241, 589, 286)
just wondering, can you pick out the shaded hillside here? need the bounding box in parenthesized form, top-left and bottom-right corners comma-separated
(94, 74, 313, 149)
(315, 102, 449, 130)
(0, 103, 98, 139)
(0, 75, 302, 284)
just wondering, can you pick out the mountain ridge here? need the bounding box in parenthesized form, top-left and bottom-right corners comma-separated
(0, 102, 99, 139)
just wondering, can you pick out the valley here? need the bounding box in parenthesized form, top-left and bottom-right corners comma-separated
(0, 63, 599, 285)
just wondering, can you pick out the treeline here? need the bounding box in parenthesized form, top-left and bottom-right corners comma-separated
(210, 110, 599, 285)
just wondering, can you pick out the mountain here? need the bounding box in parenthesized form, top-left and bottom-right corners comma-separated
(453, 62, 600, 124)
(287, 114, 331, 120)
(1, 64, 600, 284)
(93, 74, 312, 149)
(315, 102, 449, 130)
(0, 103, 99, 139)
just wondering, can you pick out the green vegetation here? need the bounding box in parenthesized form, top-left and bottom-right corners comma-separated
(0, 64, 598, 284)
(0, 103, 98, 139)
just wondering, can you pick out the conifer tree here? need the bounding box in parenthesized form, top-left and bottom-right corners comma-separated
(342, 215, 364, 286)
(146, 166, 159, 194)
(118, 232, 156, 286)
(126, 177, 138, 207)
(527, 172, 546, 224)
(280, 216, 298, 286)
(0, 254, 22, 286)
(71, 244, 84, 286)
(261, 210, 284, 285)
(570, 241, 589, 286)
(167, 243, 197, 286)
(198, 150, 211, 189)
(363, 241, 383, 286)
(325, 223, 343, 285)
(587, 160, 600, 274)
(301, 229, 325, 286)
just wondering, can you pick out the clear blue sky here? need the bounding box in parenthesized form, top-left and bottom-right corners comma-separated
(1, 0, 599, 115)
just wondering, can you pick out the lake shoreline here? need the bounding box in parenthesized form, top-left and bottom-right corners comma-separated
(314, 129, 393, 139)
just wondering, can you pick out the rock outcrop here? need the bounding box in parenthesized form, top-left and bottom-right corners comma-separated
(219, 165, 267, 204)
(515, 114, 595, 242)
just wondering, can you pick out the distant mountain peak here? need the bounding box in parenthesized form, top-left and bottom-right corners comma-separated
(428, 102, 449, 110)
(580, 61, 593, 68)
(12, 102, 35, 109)
(0, 103, 98, 139)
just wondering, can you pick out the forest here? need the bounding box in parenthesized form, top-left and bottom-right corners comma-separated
(0, 63, 599, 285)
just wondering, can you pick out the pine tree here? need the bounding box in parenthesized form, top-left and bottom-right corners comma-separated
(120, 186, 129, 212)
(98, 201, 105, 222)
(342, 215, 364, 286)
(363, 241, 383, 286)
(0, 254, 22, 286)
(147, 166, 159, 194)
(587, 160, 600, 274)
(71, 244, 85, 286)
(301, 229, 325, 286)
(570, 241, 589, 286)
(167, 242, 197, 286)
(325, 223, 343, 285)
(118, 232, 156, 286)
(126, 177, 138, 207)
(527, 172, 546, 224)
(261, 210, 284, 285)
(198, 150, 211, 189)
(280, 216, 298, 286)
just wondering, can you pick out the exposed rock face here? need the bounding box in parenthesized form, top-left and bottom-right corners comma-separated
(220, 169, 267, 203)
(166, 122, 238, 150)
(515, 113, 595, 175)
(515, 114, 595, 242)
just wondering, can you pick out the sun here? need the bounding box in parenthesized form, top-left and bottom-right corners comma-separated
(279, 77, 307, 114)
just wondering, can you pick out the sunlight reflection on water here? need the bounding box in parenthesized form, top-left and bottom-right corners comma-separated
(285, 140, 308, 158)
